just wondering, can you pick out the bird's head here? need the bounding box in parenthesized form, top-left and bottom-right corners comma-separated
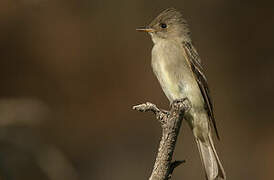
(137, 8, 191, 43)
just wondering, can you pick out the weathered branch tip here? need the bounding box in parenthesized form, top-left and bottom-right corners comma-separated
(132, 98, 191, 180)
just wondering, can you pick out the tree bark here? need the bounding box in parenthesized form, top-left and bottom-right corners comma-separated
(133, 98, 191, 180)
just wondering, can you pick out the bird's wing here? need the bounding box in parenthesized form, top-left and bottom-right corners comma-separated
(182, 41, 220, 140)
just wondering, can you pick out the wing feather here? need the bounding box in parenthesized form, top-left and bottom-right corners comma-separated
(182, 42, 220, 140)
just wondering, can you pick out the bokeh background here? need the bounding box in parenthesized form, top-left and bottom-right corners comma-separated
(0, 0, 273, 179)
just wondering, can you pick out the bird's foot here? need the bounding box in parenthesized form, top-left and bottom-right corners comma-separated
(171, 98, 191, 112)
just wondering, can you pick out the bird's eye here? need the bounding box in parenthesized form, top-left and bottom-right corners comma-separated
(160, 23, 167, 28)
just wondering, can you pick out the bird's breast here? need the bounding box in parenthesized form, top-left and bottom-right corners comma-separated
(151, 40, 203, 106)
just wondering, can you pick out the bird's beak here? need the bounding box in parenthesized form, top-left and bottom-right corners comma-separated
(136, 26, 155, 33)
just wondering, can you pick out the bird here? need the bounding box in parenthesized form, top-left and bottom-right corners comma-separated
(136, 8, 226, 180)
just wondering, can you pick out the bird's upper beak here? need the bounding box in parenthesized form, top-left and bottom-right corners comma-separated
(136, 26, 155, 33)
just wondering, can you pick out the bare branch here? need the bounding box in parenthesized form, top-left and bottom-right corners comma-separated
(133, 98, 191, 180)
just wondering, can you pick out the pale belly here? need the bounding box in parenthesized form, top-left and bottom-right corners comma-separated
(151, 40, 210, 135)
(151, 40, 204, 106)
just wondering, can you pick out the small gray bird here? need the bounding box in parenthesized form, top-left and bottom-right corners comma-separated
(137, 8, 226, 180)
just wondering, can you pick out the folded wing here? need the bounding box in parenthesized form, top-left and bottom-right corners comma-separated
(182, 42, 220, 140)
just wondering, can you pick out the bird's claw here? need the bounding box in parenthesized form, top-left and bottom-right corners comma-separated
(171, 98, 191, 112)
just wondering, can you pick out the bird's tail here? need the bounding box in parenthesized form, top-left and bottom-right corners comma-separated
(195, 134, 226, 180)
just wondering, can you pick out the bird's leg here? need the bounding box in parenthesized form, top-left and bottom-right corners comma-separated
(171, 98, 192, 113)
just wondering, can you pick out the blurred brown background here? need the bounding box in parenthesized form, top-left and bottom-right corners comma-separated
(0, 0, 273, 180)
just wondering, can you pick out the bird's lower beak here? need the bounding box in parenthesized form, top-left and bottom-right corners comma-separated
(136, 26, 155, 32)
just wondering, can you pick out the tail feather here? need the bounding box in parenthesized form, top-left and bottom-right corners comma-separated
(196, 135, 226, 180)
